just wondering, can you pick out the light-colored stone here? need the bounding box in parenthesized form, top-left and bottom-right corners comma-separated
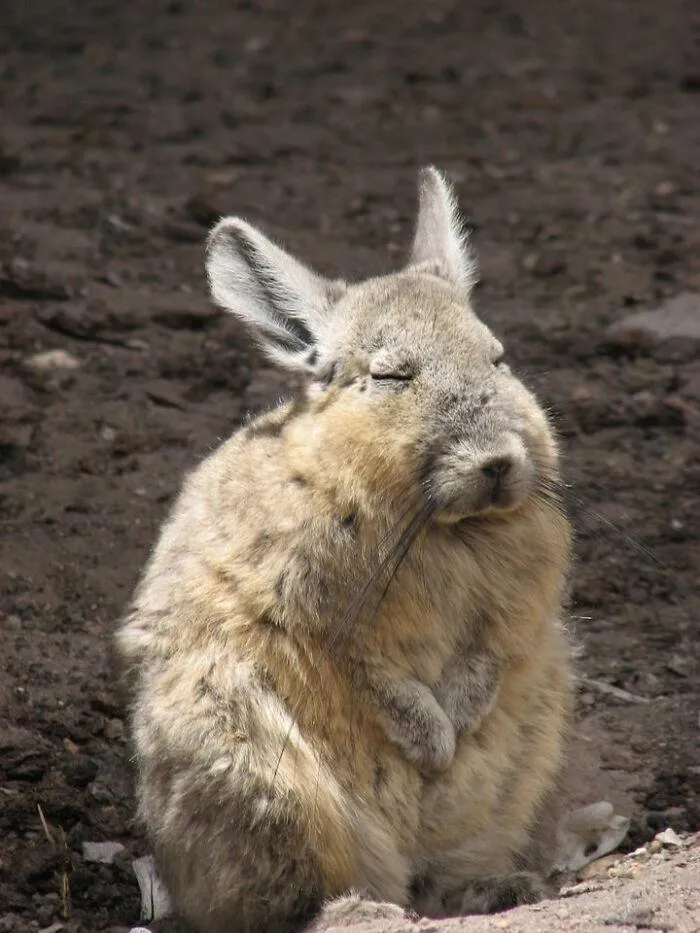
(578, 853, 623, 879)
(608, 292, 700, 343)
(82, 841, 125, 864)
(24, 349, 81, 372)
(655, 827, 683, 848)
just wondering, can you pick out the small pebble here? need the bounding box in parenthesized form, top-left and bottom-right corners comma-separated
(24, 349, 81, 372)
(105, 718, 126, 741)
(82, 840, 126, 864)
(578, 853, 622, 879)
(655, 827, 683, 847)
(608, 862, 643, 879)
(560, 881, 604, 897)
(630, 846, 649, 858)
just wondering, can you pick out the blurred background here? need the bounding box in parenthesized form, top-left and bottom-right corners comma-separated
(0, 1, 698, 929)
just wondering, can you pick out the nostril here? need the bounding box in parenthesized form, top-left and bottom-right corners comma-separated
(481, 457, 512, 482)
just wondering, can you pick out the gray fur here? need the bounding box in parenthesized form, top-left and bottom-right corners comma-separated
(363, 666, 457, 773)
(434, 652, 501, 734)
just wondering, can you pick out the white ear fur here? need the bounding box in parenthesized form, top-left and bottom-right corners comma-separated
(408, 166, 478, 294)
(206, 217, 341, 370)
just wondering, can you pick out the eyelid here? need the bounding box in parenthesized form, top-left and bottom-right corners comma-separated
(370, 370, 413, 381)
(369, 356, 416, 380)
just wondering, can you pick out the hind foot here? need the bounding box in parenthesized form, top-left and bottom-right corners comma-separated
(313, 891, 416, 927)
(414, 870, 547, 917)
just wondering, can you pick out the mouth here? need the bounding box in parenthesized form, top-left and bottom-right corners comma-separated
(430, 454, 536, 524)
(436, 494, 530, 525)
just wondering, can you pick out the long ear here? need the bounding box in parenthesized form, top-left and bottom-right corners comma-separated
(205, 217, 342, 370)
(408, 166, 477, 295)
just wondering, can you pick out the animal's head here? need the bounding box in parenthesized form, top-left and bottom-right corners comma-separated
(206, 167, 559, 523)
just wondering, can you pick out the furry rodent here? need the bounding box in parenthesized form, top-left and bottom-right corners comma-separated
(116, 167, 573, 932)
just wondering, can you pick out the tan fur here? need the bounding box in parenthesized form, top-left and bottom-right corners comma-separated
(115, 167, 573, 932)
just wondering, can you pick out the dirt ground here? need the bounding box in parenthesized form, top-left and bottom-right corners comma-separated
(0, 0, 698, 930)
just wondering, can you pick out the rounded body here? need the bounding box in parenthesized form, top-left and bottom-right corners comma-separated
(116, 167, 574, 932)
(117, 405, 572, 932)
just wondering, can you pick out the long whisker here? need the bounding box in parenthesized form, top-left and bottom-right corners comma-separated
(309, 499, 435, 820)
(549, 478, 673, 573)
(270, 499, 433, 790)
(327, 500, 435, 658)
(533, 477, 569, 519)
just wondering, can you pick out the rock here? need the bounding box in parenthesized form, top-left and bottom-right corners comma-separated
(578, 853, 623, 880)
(82, 841, 126, 864)
(37, 306, 101, 340)
(630, 845, 650, 858)
(62, 754, 99, 788)
(144, 380, 187, 410)
(3, 746, 51, 782)
(655, 827, 683, 848)
(104, 718, 125, 742)
(667, 654, 695, 677)
(37, 304, 139, 341)
(24, 350, 81, 372)
(605, 292, 700, 356)
(151, 293, 220, 330)
(0, 917, 26, 933)
(103, 269, 123, 288)
(38, 922, 66, 933)
(608, 861, 645, 879)
(90, 692, 123, 717)
(559, 880, 605, 897)
(0, 260, 73, 300)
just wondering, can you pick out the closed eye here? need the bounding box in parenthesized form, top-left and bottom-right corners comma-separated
(371, 371, 413, 382)
(368, 347, 417, 386)
(369, 355, 416, 381)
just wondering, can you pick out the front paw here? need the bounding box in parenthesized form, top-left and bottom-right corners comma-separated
(437, 689, 494, 735)
(402, 706, 456, 774)
(317, 893, 415, 926)
(434, 657, 500, 735)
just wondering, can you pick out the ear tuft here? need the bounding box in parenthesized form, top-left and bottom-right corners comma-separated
(408, 166, 478, 295)
(206, 218, 341, 371)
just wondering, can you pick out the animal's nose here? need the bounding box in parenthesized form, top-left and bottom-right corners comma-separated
(481, 457, 513, 485)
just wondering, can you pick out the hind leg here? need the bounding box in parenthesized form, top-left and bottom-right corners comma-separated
(147, 761, 325, 933)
